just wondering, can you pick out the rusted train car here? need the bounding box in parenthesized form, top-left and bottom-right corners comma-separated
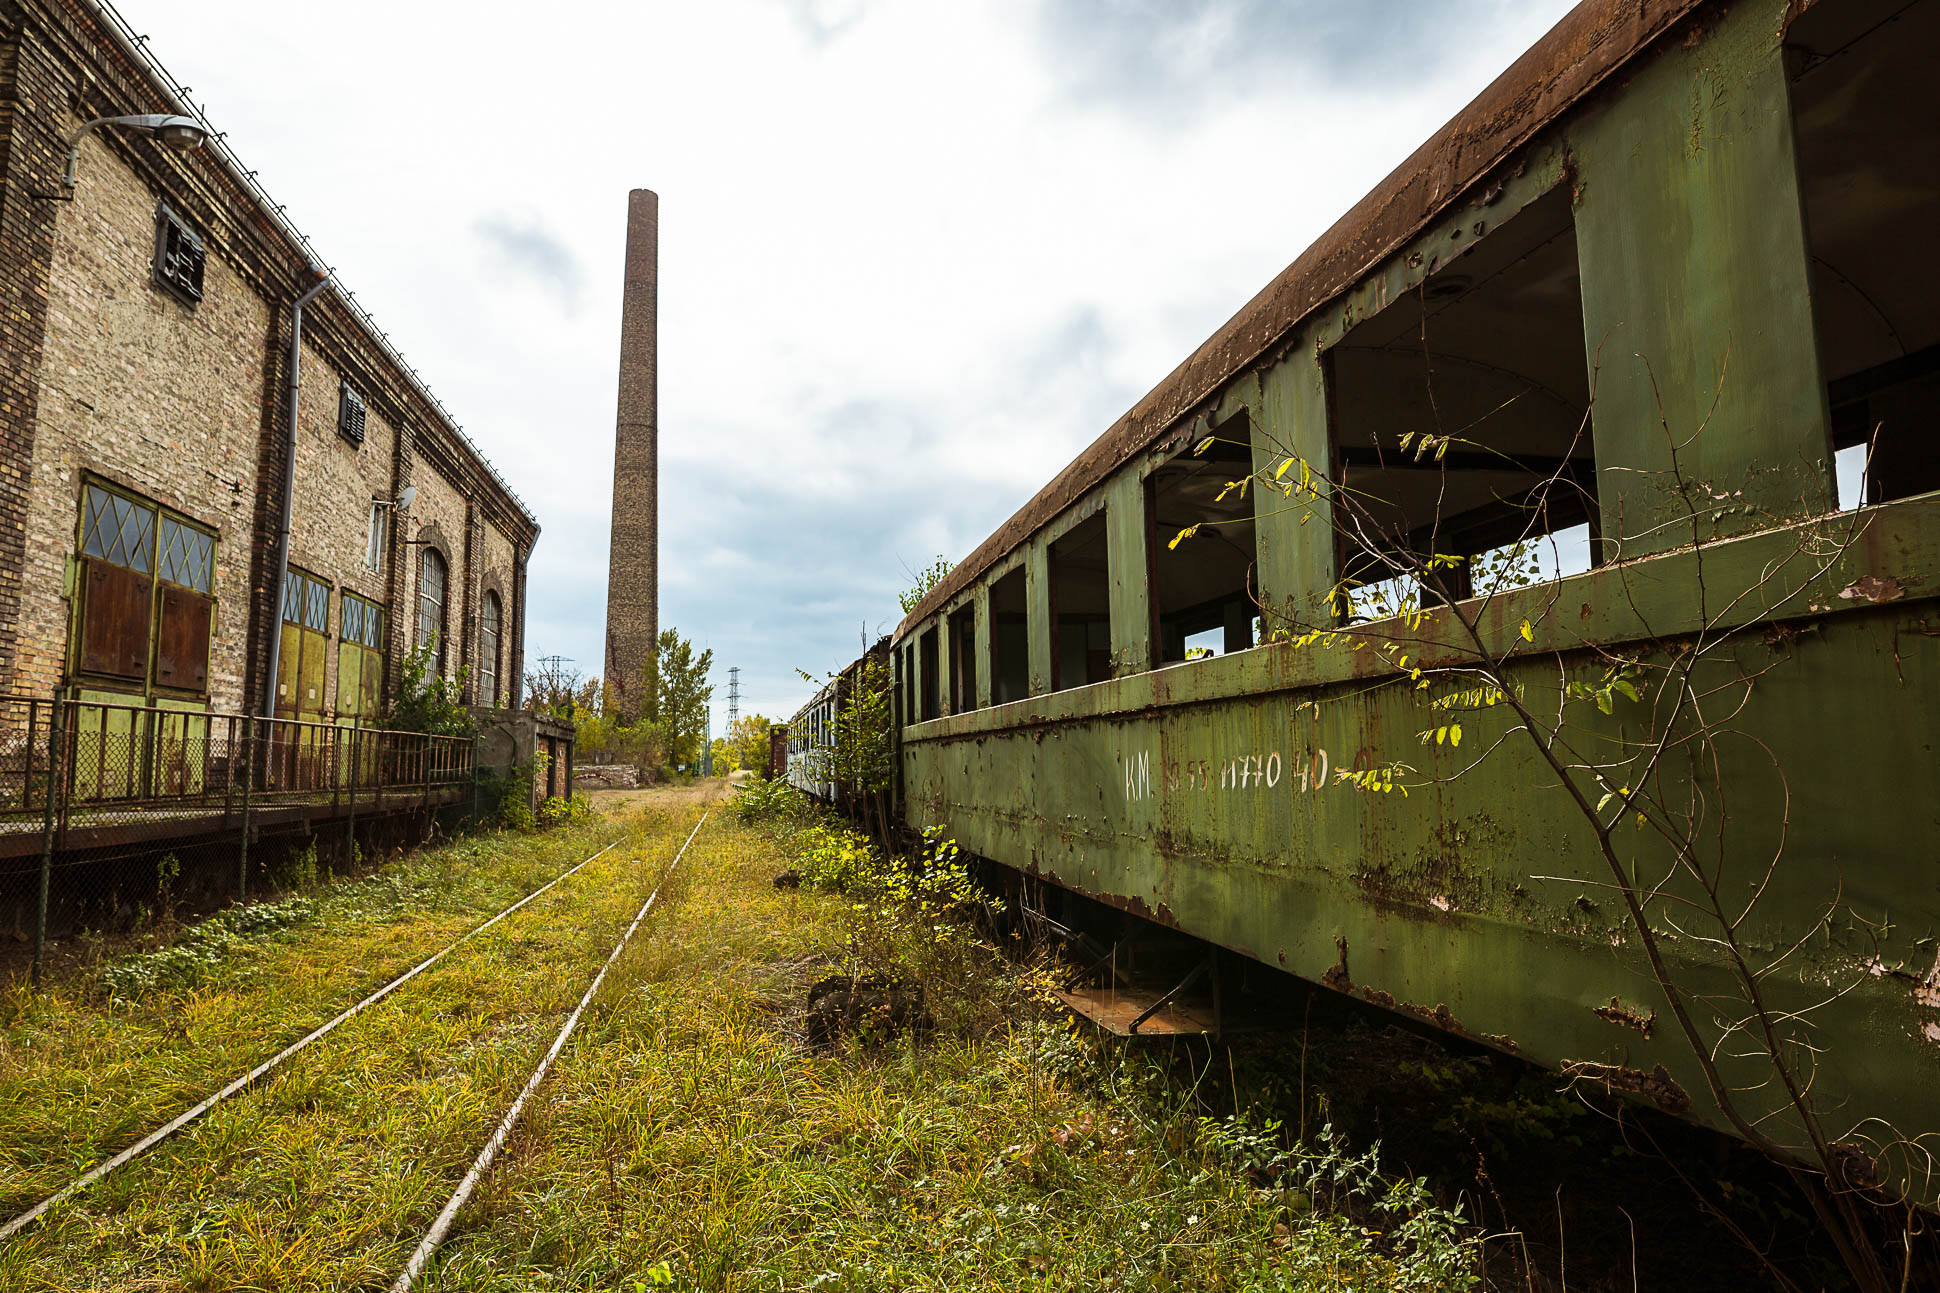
(787, 640, 893, 811)
(800, 0, 1940, 1200)
(785, 677, 840, 802)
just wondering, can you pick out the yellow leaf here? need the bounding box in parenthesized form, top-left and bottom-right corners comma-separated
(1275, 456, 1294, 479)
(1194, 436, 1214, 456)
(1519, 620, 1534, 642)
(1450, 723, 1462, 747)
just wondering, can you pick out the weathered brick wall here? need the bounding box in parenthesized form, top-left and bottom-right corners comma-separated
(0, 21, 65, 698)
(288, 342, 399, 713)
(20, 112, 271, 710)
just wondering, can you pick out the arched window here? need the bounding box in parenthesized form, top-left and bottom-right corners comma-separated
(417, 547, 446, 669)
(479, 591, 502, 707)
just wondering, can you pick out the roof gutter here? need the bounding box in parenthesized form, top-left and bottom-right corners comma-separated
(262, 269, 333, 720)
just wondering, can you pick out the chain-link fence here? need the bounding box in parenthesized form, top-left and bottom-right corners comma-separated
(1, 693, 475, 985)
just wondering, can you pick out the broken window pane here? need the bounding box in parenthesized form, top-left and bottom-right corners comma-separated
(1789, 2, 1940, 508)
(989, 567, 1029, 703)
(948, 603, 977, 713)
(1327, 186, 1597, 617)
(1049, 512, 1111, 690)
(918, 626, 940, 721)
(1149, 418, 1258, 664)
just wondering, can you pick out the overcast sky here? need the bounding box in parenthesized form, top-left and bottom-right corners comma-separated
(137, 0, 1579, 737)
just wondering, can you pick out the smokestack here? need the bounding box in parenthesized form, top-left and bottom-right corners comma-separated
(605, 188, 658, 720)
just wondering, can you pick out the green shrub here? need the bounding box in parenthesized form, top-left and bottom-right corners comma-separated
(101, 892, 321, 1000)
(1197, 1113, 1479, 1290)
(539, 793, 594, 826)
(728, 776, 815, 828)
(268, 840, 322, 893)
(386, 642, 474, 737)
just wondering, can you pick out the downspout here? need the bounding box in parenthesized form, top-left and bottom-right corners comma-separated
(263, 269, 332, 719)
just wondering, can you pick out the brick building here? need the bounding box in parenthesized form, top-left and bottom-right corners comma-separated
(0, 0, 538, 730)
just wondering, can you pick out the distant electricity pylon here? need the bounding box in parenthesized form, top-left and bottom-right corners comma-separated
(727, 666, 741, 730)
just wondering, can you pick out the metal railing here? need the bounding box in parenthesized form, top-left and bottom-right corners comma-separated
(1, 694, 474, 982)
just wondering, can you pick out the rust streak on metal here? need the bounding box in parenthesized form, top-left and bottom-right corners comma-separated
(1322, 935, 1351, 990)
(1593, 996, 1659, 1038)
(1562, 1058, 1692, 1115)
(1090, 889, 1181, 930)
(1359, 987, 1475, 1039)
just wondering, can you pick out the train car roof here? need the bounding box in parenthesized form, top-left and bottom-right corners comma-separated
(893, 0, 1709, 644)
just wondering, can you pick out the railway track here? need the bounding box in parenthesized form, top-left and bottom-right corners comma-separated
(0, 810, 708, 1285)
(390, 811, 704, 1289)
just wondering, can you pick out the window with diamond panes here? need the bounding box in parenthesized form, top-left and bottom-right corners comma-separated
(81, 485, 154, 572)
(158, 517, 213, 593)
(152, 202, 205, 305)
(276, 568, 332, 721)
(338, 591, 387, 721)
(156, 516, 214, 690)
(76, 481, 215, 691)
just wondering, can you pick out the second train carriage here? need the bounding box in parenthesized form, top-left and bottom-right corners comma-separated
(867, 0, 1940, 1200)
(784, 679, 839, 802)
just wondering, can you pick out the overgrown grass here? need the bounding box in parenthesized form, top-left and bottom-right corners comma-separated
(2, 790, 1480, 1289)
(415, 801, 1481, 1290)
(0, 808, 698, 1288)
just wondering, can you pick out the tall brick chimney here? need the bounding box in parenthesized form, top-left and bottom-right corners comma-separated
(605, 189, 658, 720)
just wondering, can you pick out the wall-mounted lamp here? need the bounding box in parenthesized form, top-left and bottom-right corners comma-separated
(64, 113, 208, 188)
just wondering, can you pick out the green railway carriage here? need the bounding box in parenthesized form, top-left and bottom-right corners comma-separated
(886, 0, 1940, 1199)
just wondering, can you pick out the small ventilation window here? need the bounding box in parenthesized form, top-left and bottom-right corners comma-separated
(339, 382, 367, 446)
(152, 201, 205, 304)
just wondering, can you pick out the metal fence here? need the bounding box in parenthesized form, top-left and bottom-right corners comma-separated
(1, 694, 474, 984)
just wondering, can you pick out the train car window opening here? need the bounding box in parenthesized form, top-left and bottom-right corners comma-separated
(948, 605, 978, 713)
(1182, 627, 1222, 659)
(1148, 421, 1258, 665)
(1834, 444, 1868, 511)
(989, 568, 1029, 703)
(918, 627, 940, 721)
(1049, 512, 1111, 691)
(1469, 521, 1594, 598)
(1327, 186, 1598, 618)
(1788, 0, 1940, 510)
(892, 648, 905, 734)
(1344, 571, 1418, 623)
(902, 644, 915, 727)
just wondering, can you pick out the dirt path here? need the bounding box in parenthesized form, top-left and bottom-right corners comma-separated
(583, 780, 732, 815)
